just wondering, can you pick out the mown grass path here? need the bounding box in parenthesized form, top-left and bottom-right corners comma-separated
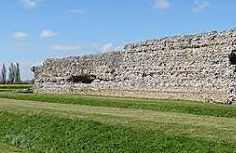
(0, 92, 236, 118)
(1, 98, 236, 132)
(1, 96, 236, 152)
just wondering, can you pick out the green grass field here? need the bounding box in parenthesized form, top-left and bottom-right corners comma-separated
(0, 90, 236, 152)
(0, 84, 33, 93)
(0, 84, 33, 89)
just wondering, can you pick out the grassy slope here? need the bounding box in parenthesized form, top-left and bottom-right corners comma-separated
(0, 98, 236, 152)
(0, 92, 235, 118)
(0, 143, 23, 153)
(1, 112, 236, 153)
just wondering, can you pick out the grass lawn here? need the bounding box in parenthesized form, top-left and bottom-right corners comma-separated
(0, 93, 236, 152)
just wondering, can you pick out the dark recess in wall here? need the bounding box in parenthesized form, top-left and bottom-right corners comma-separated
(68, 75, 96, 84)
(229, 50, 236, 65)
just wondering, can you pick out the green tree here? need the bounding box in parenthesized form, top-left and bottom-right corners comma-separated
(15, 63, 21, 83)
(8, 63, 14, 83)
(1, 64, 7, 84)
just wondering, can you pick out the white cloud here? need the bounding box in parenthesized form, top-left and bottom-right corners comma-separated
(101, 43, 122, 53)
(49, 42, 123, 52)
(153, 0, 170, 10)
(68, 9, 85, 14)
(19, 0, 44, 9)
(50, 44, 81, 51)
(192, 1, 209, 13)
(40, 30, 58, 39)
(12, 32, 29, 40)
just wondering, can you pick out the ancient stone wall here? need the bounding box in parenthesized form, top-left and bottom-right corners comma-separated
(32, 28, 236, 103)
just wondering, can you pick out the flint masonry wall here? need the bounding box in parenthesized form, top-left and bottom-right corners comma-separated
(32, 28, 236, 103)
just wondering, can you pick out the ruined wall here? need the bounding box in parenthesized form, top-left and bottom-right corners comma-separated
(32, 28, 236, 103)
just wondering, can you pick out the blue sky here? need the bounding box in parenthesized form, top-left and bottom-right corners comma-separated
(0, 0, 236, 80)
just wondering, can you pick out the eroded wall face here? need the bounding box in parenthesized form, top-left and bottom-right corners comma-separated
(32, 29, 236, 103)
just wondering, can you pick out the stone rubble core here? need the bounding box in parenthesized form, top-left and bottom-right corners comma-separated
(32, 28, 236, 104)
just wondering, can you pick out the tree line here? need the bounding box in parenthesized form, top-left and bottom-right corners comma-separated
(0, 63, 21, 84)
